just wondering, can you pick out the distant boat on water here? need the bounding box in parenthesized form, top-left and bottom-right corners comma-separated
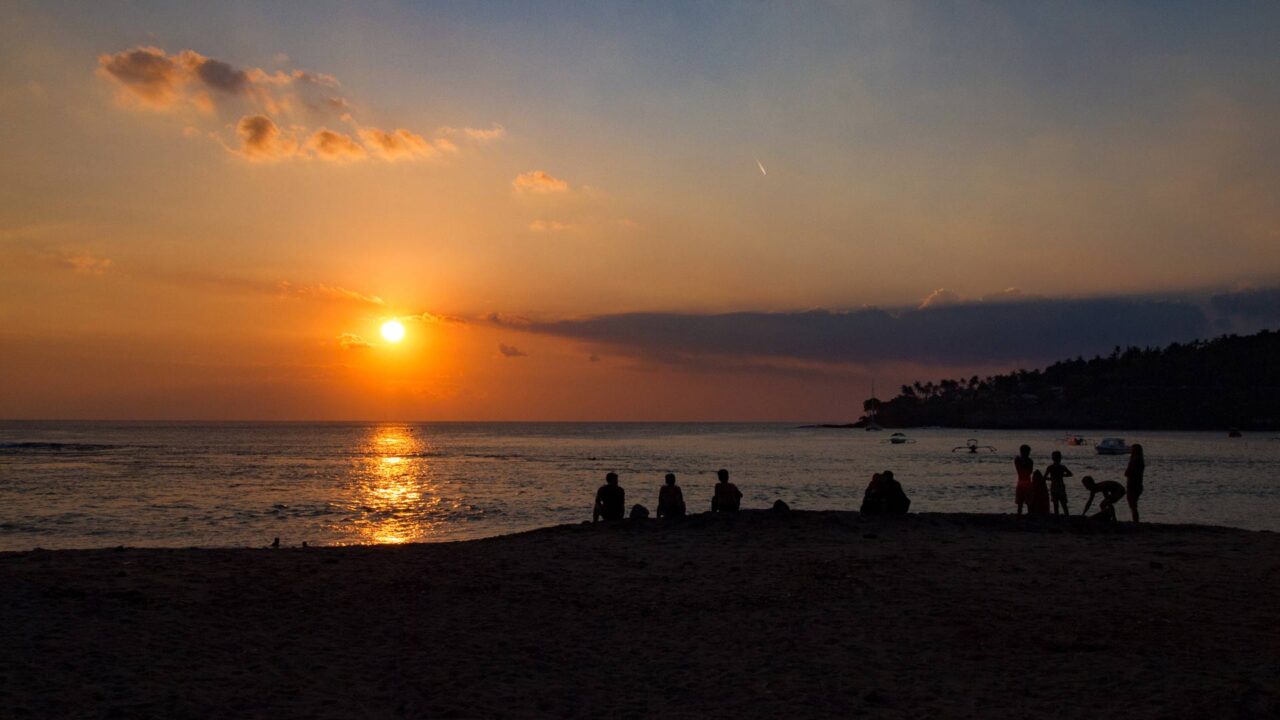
(888, 432, 915, 445)
(1228, 428, 1243, 438)
(1064, 433, 1088, 446)
(1095, 437, 1130, 455)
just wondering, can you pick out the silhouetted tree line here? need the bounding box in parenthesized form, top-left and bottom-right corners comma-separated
(861, 330, 1280, 430)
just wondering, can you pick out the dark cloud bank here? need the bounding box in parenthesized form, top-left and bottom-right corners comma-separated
(517, 296, 1234, 367)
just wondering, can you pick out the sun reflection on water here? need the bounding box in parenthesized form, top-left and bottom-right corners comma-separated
(337, 426, 443, 544)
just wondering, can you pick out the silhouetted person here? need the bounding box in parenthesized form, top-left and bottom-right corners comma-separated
(1080, 475, 1126, 518)
(861, 470, 910, 515)
(1014, 445, 1034, 515)
(1045, 451, 1073, 516)
(1028, 469, 1051, 515)
(711, 468, 742, 512)
(657, 473, 686, 518)
(1125, 444, 1145, 523)
(593, 472, 625, 522)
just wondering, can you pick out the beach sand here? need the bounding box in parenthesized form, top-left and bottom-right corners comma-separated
(2, 511, 1277, 719)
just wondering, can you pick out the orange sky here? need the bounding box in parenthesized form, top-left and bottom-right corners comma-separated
(2, 2, 1278, 420)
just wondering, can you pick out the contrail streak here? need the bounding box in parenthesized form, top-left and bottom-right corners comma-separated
(756, 159, 767, 176)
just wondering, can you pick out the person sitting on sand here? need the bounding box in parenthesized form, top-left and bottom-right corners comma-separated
(1080, 476, 1126, 518)
(657, 473, 686, 518)
(861, 470, 910, 515)
(711, 468, 742, 512)
(1014, 445, 1034, 515)
(593, 472, 626, 522)
(1045, 451, 1073, 516)
(1028, 469, 1051, 515)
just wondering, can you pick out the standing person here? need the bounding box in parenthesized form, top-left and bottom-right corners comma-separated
(1028, 470, 1051, 515)
(1125, 444, 1145, 523)
(1045, 450, 1073, 516)
(593, 472, 626, 522)
(657, 473, 686, 518)
(711, 468, 742, 512)
(1014, 445, 1034, 515)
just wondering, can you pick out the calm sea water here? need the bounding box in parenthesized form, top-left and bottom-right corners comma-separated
(1, 422, 1277, 550)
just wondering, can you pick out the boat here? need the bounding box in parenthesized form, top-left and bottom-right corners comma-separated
(1064, 434, 1087, 446)
(1228, 428, 1243, 438)
(953, 439, 996, 454)
(887, 432, 915, 445)
(1095, 437, 1129, 455)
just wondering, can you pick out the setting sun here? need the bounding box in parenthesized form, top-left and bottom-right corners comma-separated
(381, 320, 405, 343)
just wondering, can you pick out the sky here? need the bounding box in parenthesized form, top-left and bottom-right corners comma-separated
(1, 1, 1279, 420)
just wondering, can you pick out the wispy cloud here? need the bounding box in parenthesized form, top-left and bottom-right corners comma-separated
(307, 128, 366, 161)
(512, 170, 569, 194)
(60, 253, 113, 275)
(276, 281, 384, 306)
(528, 219, 574, 232)
(337, 333, 372, 350)
(498, 343, 528, 357)
(98, 45, 502, 164)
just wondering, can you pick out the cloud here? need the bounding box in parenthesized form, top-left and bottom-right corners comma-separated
(528, 219, 574, 232)
(463, 125, 505, 142)
(60, 253, 113, 275)
(277, 281, 384, 306)
(337, 333, 372, 350)
(97, 46, 187, 107)
(513, 170, 569, 194)
(1210, 285, 1280, 322)
(357, 127, 438, 160)
(918, 288, 962, 309)
(235, 115, 298, 160)
(98, 45, 498, 165)
(498, 343, 528, 357)
(513, 296, 1211, 367)
(307, 128, 366, 161)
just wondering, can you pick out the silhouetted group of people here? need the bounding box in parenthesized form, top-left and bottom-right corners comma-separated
(593, 468, 743, 522)
(859, 471, 911, 515)
(592, 441, 1149, 524)
(1014, 443, 1145, 522)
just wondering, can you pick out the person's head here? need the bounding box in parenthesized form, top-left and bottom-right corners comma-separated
(664, 473, 676, 486)
(717, 468, 729, 483)
(1081, 475, 1096, 490)
(1051, 451, 1062, 463)
(1019, 444, 1031, 458)
(881, 470, 894, 482)
(1130, 443, 1144, 460)
(606, 472, 618, 485)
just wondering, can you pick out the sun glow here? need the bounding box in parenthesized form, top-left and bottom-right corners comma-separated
(381, 319, 406, 343)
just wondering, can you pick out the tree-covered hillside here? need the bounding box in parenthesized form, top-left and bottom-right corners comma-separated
(862, 330, 1280, 430)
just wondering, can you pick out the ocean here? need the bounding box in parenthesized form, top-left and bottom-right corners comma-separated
(1, 421, 1277, 550)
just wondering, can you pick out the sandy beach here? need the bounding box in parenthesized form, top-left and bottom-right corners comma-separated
(2, 511, 1277, 719)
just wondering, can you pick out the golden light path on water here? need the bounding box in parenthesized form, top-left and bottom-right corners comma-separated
(339, 426, 444, 544)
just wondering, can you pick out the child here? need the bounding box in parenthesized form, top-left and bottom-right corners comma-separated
(1080, 475, 1126, 517)
(1045, 450, 1073, 516)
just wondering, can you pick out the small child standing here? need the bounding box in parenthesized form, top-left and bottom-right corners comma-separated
(1045, 450, 1073, 516)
